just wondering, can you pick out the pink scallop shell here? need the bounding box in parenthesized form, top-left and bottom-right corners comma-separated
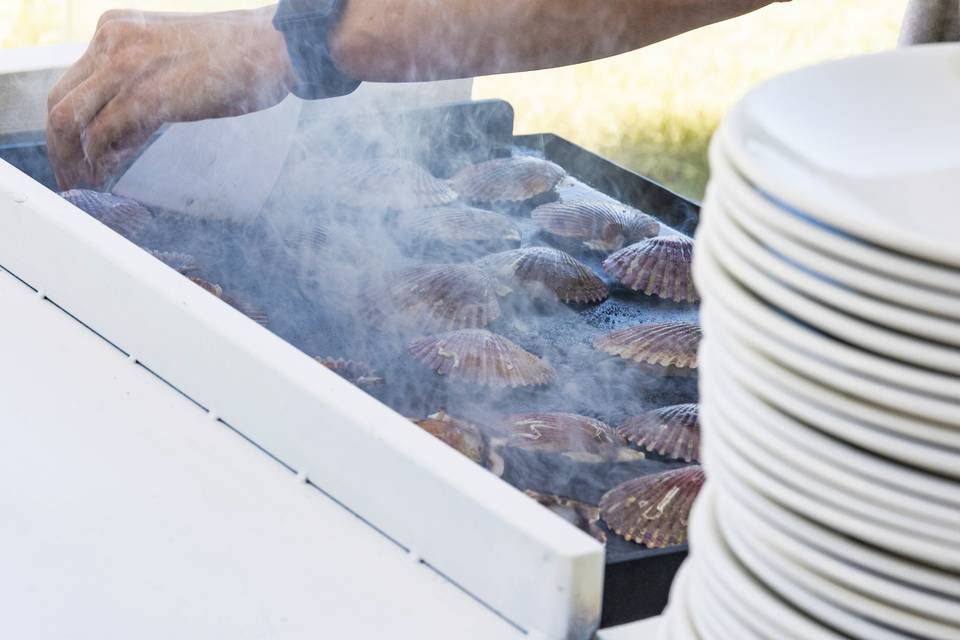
(619, 404, 700, 463)
(475, 247, 608, 304)
(532, 200, 660, 251)
(603, 235, 698, 302)
(452, 156, 566, 204)
(594, 322, 701, 375)
(342, 158, 458, 207)
(396, 206, 522, 257)
(414, 410, 490, 469)
(524, 490, 607, 543)
(493, 412, 642, 462)
(61, 189, 152, 238)
(315, 357, 384, 386)
(387, 264, 504, 330)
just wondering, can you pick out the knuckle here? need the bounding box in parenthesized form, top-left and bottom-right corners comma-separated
(47, 103, 75, 135)
(96, 9, 129, 30)
(93, 19, 133, 51)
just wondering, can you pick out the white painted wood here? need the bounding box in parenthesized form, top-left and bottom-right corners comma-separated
(0, 156, 604, 638)
(0, 266, 525, 640)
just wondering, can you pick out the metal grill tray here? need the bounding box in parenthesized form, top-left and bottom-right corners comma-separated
(0, 99, 699, 627)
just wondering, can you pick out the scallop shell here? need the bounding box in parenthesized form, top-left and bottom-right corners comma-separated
(316, 357, 384, 386)
(452, 156, 566, 204)
(600, 466, 705, 548)
(619, 404, 700, 463)
(414, 410, 492, 470)
(396, 206, 522, 258)
(341, 158, 457, 207)
(387, 264, 505, 330)
(147, 249, 197, 274)
(475, 247, 608, 304)
(524, 490, 607, 543)
(492, 412, 643, 463)
(407, 329, 555, 388)
(60, 189, 152, 238)
(532, 200, 660, 252)
(594, 322, 701, 376)
(603, 235, 698, 302)
(189, 276, 269, 327)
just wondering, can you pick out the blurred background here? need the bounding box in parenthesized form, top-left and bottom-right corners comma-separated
(2, 0, 907, 200)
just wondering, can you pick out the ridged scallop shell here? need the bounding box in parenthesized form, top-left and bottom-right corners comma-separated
(147, 249, 197, 274)
(492, 412, 643, 462)
(594, 322, 701, 375)
(603, 235, 698, 302)
(387, 264, 505, 330)
(619, 404, 700, 463)
(452, 156, 566, 204)
(61, 189, 152, 238)
(396, 206, 522, 257)
(475, 247, 608, 304)
(532, 200, 660, 252)
(315, 357, 384, 386)
(189, 277, 269, 327)
(414, 410, 491, 469)
(407, 329, 555, 388)
(600, 466, 705, 548)
(341, 158, 457, 207)
(525, 490, 607, 543)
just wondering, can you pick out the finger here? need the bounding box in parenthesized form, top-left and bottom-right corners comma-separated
(82, 89, 164, 188)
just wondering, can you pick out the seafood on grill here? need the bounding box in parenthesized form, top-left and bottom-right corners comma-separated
(603, 235, 698, 302)
(413, 410, 498, 473)
(60, 189, 153, 238)
(531, 200, 660, 252)
(315, 357, 384, 387)
(475, 247, 608, 304)
(452, 156, 566, 204)
(619, 404, 700, 463)
(524, 490, 607, 543)
(407, 329, 555, 388)
(600, 466, 705, 548)
(146, 249, 198, 274)
(488, 412, 644, 464)
(594, 322, 701, 376)
(384, 264, 508, 330)
(338, 157, 458, 208)
(189, 276, 270, 326)
(395, 205, 522, 258)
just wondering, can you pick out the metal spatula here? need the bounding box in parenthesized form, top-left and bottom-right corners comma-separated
(111, 94, 303, 223)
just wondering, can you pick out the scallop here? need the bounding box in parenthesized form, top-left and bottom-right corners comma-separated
(475, 247, 608, 304)
(600, 466, 705, 548)
(396, 206, 522, 258)
(189, 276, 269, 327)
(387, 264, 506, 330)
(490, 412, 644, 463)
(603, 235, 698, 302)
(594, 322, 701, 376)
(341, 158, 457, 208)
(525, 490, 607, 543)
(619, 404, 700, 463)
(414, 410, 492, 470)
(407, 329, 555, 388)
(60, 189, 152, 238)
(316, 357, 384, 386)
(532, 200, 660, 252)
(452, 156, 566, 204)
(146, 249, 197, 274)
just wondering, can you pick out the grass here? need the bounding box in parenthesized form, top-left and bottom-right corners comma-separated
(6, 0, 907, 199)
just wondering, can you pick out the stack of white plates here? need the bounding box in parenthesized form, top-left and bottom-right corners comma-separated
(659, 44, 960, 639)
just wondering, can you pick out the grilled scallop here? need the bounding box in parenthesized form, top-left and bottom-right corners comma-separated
(387, 264, 506, 330)
(407, 329, 555, 388)
(594, 322, 701, 376)
(395, 205, 522, 258)
(532, 200, 660, 252)
(60, 189, 153, 238)
(452, 156, 566, 204)
(315, 357, 384, 387)
(600, 466, 705, 548)
(340, 157, 458, 208)
(489, 412, 645, 463)
(603, 235, 698, 302)
(525, 490, 607, 543)
(146, 249, 198, 274)
(413, 410, 494, 471)
(619, 404, 700, 463)
(189, 276, 270, 327)
(475, 247, 608, 304)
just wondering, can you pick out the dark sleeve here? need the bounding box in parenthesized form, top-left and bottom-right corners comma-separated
(272, 0, 361, 100)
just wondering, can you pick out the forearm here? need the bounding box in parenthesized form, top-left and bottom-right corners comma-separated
(330, 0, 781, 82)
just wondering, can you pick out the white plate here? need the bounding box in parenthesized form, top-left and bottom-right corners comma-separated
(700, 360, 960, 571)
(658, 563, 699, 640)
(701, 349, 960, 533)
(687, 559, 755, 640)
(709, 158, 960, 319)
(719, 44, 960, 269)
(708, 139, 960, 296)
(695, 240, 960, 465)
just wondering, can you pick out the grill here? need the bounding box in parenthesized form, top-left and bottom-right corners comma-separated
(0, 98, 700, 631)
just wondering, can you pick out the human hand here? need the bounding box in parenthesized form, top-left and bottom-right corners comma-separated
(47, 6, 294, 189)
